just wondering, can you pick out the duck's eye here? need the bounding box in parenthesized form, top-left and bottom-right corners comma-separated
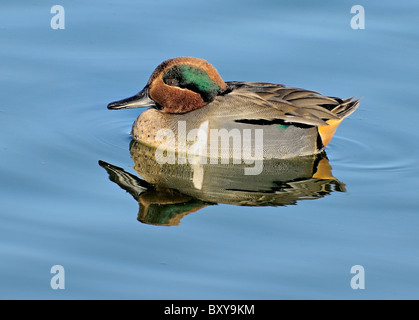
(166, 78, 179, 87)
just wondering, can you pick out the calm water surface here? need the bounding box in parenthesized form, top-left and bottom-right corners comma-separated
(1, 0, 419, 299)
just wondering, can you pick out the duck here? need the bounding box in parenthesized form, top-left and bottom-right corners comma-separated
(107, 57, 359, 159)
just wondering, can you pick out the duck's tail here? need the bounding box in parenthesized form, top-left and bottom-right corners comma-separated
(330, 97, 361, 119)
(318, 97, 360, 147)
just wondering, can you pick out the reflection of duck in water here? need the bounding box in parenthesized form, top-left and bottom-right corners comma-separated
(107, 57, 359, 159)
(99, 141, 346, 226)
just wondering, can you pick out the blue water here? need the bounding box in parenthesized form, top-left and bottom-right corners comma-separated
(1, 0, 419, 299)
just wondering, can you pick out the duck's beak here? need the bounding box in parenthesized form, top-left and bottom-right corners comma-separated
(107, 87, 156, 110)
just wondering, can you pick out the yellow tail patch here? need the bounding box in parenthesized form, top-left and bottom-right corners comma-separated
(318, 118, 343, 147)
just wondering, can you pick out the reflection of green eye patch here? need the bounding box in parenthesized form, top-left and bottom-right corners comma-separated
(144, 201, 205, 226)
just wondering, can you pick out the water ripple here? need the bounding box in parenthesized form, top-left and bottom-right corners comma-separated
(327, 123, 418, 174)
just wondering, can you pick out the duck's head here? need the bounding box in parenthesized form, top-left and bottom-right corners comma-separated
(107, 57, 228, 114)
